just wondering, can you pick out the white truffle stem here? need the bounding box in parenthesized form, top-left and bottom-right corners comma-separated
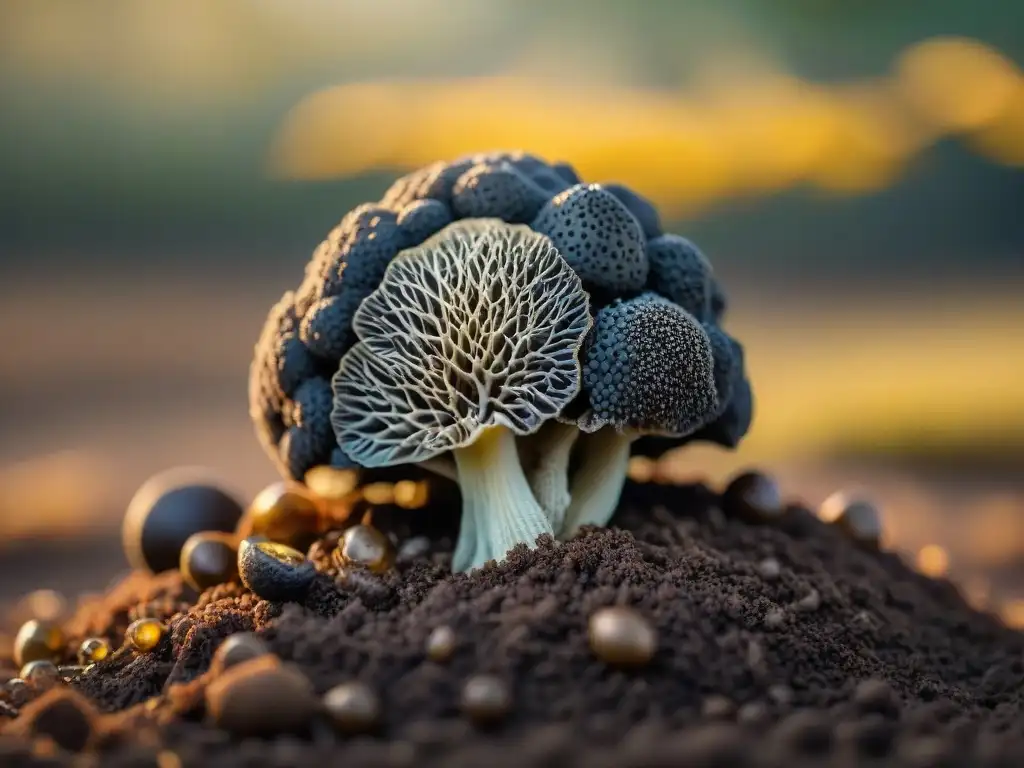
(524, 421, 578, 533)
(559, 429, 634, 540)
(451, 425, 554, 573)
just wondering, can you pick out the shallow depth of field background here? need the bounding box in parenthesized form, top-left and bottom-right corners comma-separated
(0, 1, 1022, 617)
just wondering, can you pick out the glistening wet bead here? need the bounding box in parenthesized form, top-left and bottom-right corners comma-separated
(237, 539, 316, 603)
(14, 620, 64, 668)
(77, 638, 110, 666)
(241, 481, 323, 552)
(20, 660, 61, 690)
(588, 606, 657, 666)
(125, 618, 164, 652)
(179, 532, 239, 591)
(336, 525, 395, 574)
(460, 675, 511, 725)
(722, 471, 784, 523)
(323, 681, 381, 734)
(819, 492, 883, 548)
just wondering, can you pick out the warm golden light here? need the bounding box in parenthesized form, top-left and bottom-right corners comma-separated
(916, 545, 950, 578)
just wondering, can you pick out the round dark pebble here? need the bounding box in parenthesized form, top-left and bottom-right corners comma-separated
(179, 531, 239, 591)
(240, 481, 323, 552)
(122, 469, 244, 573)
(205, 656, 318, 738)
(13, 620, 63, 668)
(819, 491, 884, 548)
(758, 558, 782, 580)
(238, 538, 316, 603)
(4, 688, 97, 753)
(722, 471, 784, 523)
(854, 678, 900, 716)
(211, 633, 270, 674)
(588, 606, 657, 666)
(426, 626, 457, 663)
(323, 681, 381, 734)
(460, 675, 512, 726)
(701, 695, 736, 719)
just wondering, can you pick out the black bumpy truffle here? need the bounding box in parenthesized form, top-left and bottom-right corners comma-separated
(646, 234, 713, 319)
(396, 198, 453, 243)
(300, 291, 363, 360)
(452, 163, 548, 223)
(582, 293, 717, 435)
(237, 539, 316, 603)
(604, 183, 663, 239)
(532, 184, 649, 293)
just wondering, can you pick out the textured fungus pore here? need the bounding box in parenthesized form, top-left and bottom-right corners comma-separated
(582, 294, 717, 436)
(531, 184, 648, 293)
(330, 219, 592, 571)
(645, 234, 713, 320)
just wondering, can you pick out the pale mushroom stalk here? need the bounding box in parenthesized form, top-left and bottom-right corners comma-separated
(522, 420, 578, 532)
(559, 428, 636, 539)
(452, 425, 553, 572)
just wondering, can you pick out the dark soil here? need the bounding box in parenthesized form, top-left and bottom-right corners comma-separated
(4, 480, 1024, 767)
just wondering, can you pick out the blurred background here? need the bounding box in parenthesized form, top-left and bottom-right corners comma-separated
(0, 1, 1022, 620)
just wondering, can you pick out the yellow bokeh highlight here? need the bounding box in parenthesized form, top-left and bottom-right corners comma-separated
(916, 545, 950, 578)
(269, 36, 1023, 215)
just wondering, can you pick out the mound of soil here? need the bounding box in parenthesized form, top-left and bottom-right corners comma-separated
(3, 479, 1024, 767)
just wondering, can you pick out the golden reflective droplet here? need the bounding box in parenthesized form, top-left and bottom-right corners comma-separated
(20, 660, 61, 690)
(77, 638, 110, 666)
(337, 525, 395, 574)
(241, 482, 323, 551)
(426, 626, 456, 663)
(588, 606, 658, 666)
(393, 480, 429, 509)
(14, 620, 64, 668)
(916, 544, 949, 578)
(460, 675, 511, 725)
(304, 466, 359, 500)
(360, 483, 395, 506)
(126, 618, 164, 653)
(323, 681, 381, 733)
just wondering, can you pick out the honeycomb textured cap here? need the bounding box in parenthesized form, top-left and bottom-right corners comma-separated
(646, 234, 713, 319)
(452, 163, 548, 223)
(531, 184, 649, 293)
(581, 293, 718, 435)
(331, 219, 591, 467)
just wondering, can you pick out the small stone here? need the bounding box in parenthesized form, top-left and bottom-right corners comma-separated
(323, 681, 381, 734)
(205, 656, 318, 738)
(397, 536, 432, 564)
(768, 684, 794, 707)
(211, 633, 270, 674)
(722, 471, 784, 523)
(758, 558, 782, 580)
(126, 618, 164, 653)
(180, 532, 239, 591)
(460, 675, 511, 726)
(853, 678, 899, 716)
(77, 638, 110, 666)
(239, 481, 323, 552)
(238, 538, 316, 603)
(701, 695, 736, 719)
(795, 589, 822, 613)
(737, 701, 770, 726)
(4, 678, 30, 706)
(57, 665, 90, 682)
(20, 661, 60, 691)
(764, 609, 787, 629)
(426, 626, 457, 663)
(588, 606, 657, 666)
(5, 688, 97, 752)
(13, 620, 64, 669)
(122, 469, 244, 574)
(771, 710, 833, 755)
(818, 491, 883, 548)
(335, 525, 395, 574)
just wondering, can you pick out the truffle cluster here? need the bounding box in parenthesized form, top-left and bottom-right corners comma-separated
(249, 152, 753, 569)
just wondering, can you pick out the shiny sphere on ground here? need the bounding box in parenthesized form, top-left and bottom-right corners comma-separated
(237, 539, 316, 603)
(818, 491, 883, 548)
(588, 606, 658, 666)
(179, 532, 239, 591)
(211, 633, 270, 674)
(722, 471, 785, 523)
(335, 525, 395, 574)
(323, 681, 381, 733)
(122, 468, 244, 574)
(460, 675, 512, 725)
(125, 618, 164, 653)
(239, 481, 323, 552)
(20, 660, 61, 690)
(77, 638, 110, 666)
(14, 620, 64, 668)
